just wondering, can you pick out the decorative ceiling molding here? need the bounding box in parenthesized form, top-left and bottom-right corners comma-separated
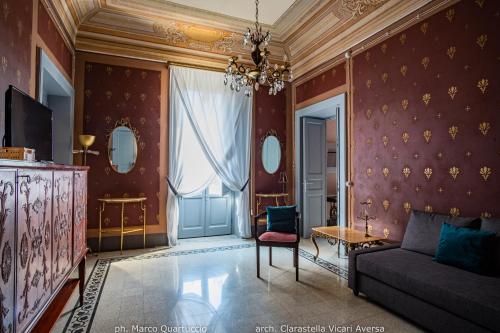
(78, 9, 244, 56)
(39, 0, 76, 51)
(75, 34, 232, 70)
(270, 0, 327, 42)
(153, 22, 236, 53)
(45, 0, 439, 79)
(285, 0, 391, 59)
(341, 0, 389, 16)
(290, 0, 435, 78)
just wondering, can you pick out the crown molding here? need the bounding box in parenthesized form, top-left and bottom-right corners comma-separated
(290, 0, 435, 78)
(106, 0, 264, 34)
(272, 0, 328, 42)
(47, 0, 441, 81)
(63, 0, 327, 43)
(76, 31, 252, 70)
(39, 0, 76, 51)
(76, 17, 286, 63)
(69, 0, 101, 25)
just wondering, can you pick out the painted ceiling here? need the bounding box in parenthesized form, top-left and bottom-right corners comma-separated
(165, 0, 297, 25)
(49, 0, 434, 77)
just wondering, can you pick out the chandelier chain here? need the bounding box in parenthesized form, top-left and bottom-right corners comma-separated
(255, 0, 259, 27)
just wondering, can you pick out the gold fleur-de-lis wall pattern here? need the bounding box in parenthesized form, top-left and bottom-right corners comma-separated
(351, 0, 499, 240)
(295, 62, 346, 104)
(83, 62, 162, 229)
(254, 88, 288, 195)
(0, 0, 32, 140)
(37, 3, 72, 79)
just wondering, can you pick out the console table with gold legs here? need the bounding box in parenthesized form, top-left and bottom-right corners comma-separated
(98, 197, 147, 253)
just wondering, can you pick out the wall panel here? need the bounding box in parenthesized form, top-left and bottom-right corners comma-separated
(351, 0, 500, 240)
(82, 61, 162, 232)
(0, 0, 33, 139)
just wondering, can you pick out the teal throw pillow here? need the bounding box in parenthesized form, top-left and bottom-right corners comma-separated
(266, 206, 296, 233)
(434, 223, 495, 274)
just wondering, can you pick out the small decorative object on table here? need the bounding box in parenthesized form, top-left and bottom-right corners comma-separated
(358, 201, 376, 237)
(0, 147, 36, 161)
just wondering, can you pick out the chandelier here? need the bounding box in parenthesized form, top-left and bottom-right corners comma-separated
(224, 0, 293, 97)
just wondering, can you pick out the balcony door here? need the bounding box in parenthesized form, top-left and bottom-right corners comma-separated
(179, 177, 233, 238)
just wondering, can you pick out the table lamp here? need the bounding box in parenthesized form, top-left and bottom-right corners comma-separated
(73, 134, 99, 165)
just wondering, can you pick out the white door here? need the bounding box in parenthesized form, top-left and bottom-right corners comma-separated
(302, 117, 327, 238)
(179, 177, 232, 238)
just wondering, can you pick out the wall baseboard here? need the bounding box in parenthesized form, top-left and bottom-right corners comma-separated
(87, 233, 168, 252)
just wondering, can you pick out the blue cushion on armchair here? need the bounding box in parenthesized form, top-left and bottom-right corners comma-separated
(266, 206, 296, 233)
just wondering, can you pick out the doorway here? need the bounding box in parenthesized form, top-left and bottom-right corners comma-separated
(37, 48, 74, 164)
(178, 177, 233, 239)
(295, 93, 347, 238)
(326, 119, 337, 226)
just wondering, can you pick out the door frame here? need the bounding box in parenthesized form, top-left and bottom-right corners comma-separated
(37, 48, 75, 164)
(294, 93, 347, 230)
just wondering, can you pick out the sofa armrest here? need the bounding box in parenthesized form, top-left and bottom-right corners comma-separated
(348, 243, 401, 294)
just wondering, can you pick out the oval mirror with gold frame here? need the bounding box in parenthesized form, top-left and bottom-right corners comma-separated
(261, 130, 281, 175)
(107, 119, 139, 174)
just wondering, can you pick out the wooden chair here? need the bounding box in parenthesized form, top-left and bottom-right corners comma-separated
(255, 211, 300, 281)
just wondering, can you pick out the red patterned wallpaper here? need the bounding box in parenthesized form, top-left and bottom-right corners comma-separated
(37, 1, 72, 79)
(352, 0, 500, 240)
(295, 62, 346, 104)
(0, 0, 32, 139)
(254, 88, 287, 203)
(83, 62, 162, 229)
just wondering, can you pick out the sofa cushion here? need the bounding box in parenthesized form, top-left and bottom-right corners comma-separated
(259, 231, 297, 243)
(356, 248, 500, 332)
(401, 210, 480, 256)
(434, 223, 496, 274)
(481, 218, 500, 275)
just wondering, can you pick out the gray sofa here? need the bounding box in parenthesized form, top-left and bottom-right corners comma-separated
(348, 211, 500, 333)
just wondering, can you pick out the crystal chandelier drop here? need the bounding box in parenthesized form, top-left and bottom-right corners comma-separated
(224, 0, 293, 97)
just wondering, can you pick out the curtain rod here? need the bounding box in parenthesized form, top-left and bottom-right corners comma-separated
(167, 61, 226, 73)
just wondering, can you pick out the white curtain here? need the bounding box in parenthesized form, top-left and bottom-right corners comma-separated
(167, 66, 252, 245)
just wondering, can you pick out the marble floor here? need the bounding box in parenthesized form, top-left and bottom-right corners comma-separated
(53, 236, 423, 333)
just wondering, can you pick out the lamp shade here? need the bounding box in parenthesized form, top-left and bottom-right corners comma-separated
(78, 135, 95, 149)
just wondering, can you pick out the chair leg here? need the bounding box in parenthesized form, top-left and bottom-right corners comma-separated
(295, 246, 299, 281)
(256, 243, 260, 278)
(293, 247, 297, 267)
(269, 247, 272, 266)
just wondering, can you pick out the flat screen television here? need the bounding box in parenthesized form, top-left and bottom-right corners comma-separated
(3, 85, 53, 161)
